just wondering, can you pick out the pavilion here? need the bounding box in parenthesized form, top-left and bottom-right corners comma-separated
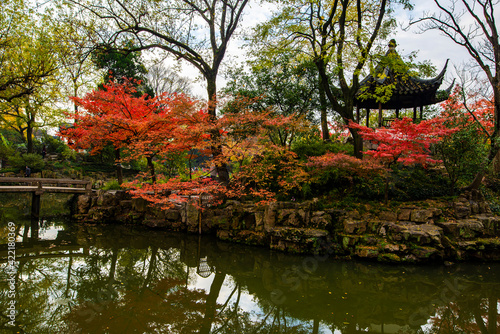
(354, 39, 454, 127)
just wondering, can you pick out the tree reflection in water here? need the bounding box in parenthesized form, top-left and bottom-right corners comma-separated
(427, 291, 499, 334)
(0, 221, 499, 334)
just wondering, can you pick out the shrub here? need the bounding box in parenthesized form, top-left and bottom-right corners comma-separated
(433, 122, 488, 193)
(102, 179, 122, 190)
(231, 146, 309, 202)
(292, 135, 353, 160)
(389, 164, 451, 201)
(306, 152, 385, 199)
(35, 132, 68, 155)
(8, 152, 46, 172)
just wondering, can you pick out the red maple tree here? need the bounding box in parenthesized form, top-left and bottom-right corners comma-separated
(440, 85, 494, 137)
(349, 117, 455, 167)
(349, 117, 456, 202)
(60, 80, 210, 184)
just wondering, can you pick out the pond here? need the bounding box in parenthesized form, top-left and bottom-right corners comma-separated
(0, 194, 499, 333)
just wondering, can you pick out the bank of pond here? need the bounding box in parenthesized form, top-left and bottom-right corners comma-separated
(70, 189, 500, 264)
(0, 217, 499, 333)
(2, 192, 500, 333)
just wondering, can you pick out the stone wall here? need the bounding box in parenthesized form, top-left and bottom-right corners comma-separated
(72, 189, 500, 263)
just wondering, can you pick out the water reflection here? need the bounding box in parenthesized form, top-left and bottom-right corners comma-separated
(0, 221, 499, 334)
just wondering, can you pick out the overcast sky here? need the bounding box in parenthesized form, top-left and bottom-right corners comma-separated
(174, 0, 482, 99)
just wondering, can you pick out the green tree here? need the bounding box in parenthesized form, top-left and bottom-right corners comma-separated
(223, 51, 320, 148)
(0, 0, 58, 102)
(92, 41, 153, 97)
(0, 13, 64, 154)
(252, 0, 411, 158)
(0, 92, 64, 154)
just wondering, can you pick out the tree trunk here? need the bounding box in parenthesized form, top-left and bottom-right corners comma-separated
(26, 120, 34, 154)
(142, 247, 158, 292)
(146, 155, 156, 183)
(115, 148, 123, 185)
(199, 271, 226, 334)
(349, 126, 364, 159)
(468, 90, 500, 190)
(206, 73, 229, 185)
(318, 74, 330, 141)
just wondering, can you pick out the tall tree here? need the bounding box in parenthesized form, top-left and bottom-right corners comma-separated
(0, 0, 58, 102)
(410, 0, 500, 189)
(50, 18, 99, 116)
(0, 7, 64, 153)
(147, 62, 192, 97)
(252, 0, 411, 158)
(92, 41, 153, 97)
(223, 51, 320, 148)
(64, 0, 250, 183)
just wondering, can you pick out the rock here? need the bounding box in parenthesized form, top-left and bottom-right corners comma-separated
(77, 195, 91, 214)
(119, 200, 132, 209)
(310, 212, 332, 230)
(270, 227, 329, 253)
(143, 218, 170, 229)
(132, 197, 148, 212)
(264, 202, 278, 232)
(436, 220, 483, 239)
(479, 202, 492, 214)
(355, 246, 379, 258)
(343, 219, 367, 234)
(233, 230, 266, 246)
(271, 226, 329, 240)
(474, 215, 500, 236)
(387, 223, 443, 245)
(383, 244, 400, 252)
(410, 209, 434, 223)
(454, 203, 471, 219)
(378, 210, 398, 221)
(185, 201, 200, 233)
(165, 210, 181, 221)
(411, 246, 441, 261)
(278, 209, 302, 227)
(255, 211, 264, 231)
(397, 209, 412, 221)
(470, 201, 480, 214)
(378, 253, 401, 263)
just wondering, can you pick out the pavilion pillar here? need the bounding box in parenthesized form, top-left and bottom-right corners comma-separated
(420, 105, 423, 120)
(396, 107, 400, 119)
(356, 106, 360, 123)
(366, 109, 370, 128)
(413, 106, 417, 121)
(378, 103, 383, 128)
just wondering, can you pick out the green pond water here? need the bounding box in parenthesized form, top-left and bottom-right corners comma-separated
(0, 194, 499, 333)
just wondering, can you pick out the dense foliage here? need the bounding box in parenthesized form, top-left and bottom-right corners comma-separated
(1, 0, 499, 209)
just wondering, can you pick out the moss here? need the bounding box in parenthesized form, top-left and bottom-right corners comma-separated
(342, 236, 350, 249)
(378, 253, 401, 263)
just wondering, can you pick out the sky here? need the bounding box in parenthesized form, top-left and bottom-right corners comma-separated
(171, 0, 482, 100)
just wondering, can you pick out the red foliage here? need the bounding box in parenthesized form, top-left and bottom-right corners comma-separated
(62, 86, 313, 207)
(440, 85, 494, 136)
(349, 117, 456, 167)
(307, 152, 385, 179)
(59, 79, 210, 158)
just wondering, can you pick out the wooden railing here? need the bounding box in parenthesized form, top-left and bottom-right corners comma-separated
(0, 177, 92, 195)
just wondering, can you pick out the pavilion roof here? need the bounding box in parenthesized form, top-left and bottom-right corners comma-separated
(355, 40, 453, 110)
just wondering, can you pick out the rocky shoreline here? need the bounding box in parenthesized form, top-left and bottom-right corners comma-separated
(71, 190, 500, 263)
